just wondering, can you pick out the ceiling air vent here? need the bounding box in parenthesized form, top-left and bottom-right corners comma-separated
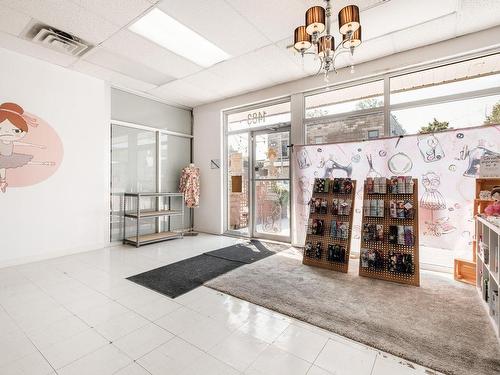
(23, 22, 93, 57)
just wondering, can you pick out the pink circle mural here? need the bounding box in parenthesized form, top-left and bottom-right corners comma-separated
(0, 102, 63, 193)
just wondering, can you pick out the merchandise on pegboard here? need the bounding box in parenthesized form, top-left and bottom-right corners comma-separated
(359, 176, 420, 286)
(303, 177, 357, 273)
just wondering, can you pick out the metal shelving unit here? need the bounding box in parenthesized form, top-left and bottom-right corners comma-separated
(123, 192, 184, 247)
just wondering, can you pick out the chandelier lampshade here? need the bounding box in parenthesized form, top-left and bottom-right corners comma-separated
(338, 5, 360, 35)
(342, 26, 362, 48)
(318, 35, 334, 57)
(294, 26, 312, 51)
(305, 6, 326, 35)
(291, 1, 363, 80)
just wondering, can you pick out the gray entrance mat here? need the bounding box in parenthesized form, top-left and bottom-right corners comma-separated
(128, 240, 289, 298)
(205, 240, 280, 263)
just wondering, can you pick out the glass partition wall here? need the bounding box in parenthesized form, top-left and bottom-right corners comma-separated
(110, 123, 192, 242)
(225, 99, 292, 242)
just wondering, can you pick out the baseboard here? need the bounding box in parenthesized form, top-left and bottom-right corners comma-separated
(0, 242, 108, 269)
(193, 228, 222, 235)
(420, 262, 453, 274)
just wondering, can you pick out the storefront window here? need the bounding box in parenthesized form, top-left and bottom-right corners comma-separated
(305, 80, 385, 144)
(306, 111, 384, 144)
(390, 54, 500, 105)
(227, 102, 291, 132)
(305, 80, 384, 119)
(390, 54, 500, 135)
(391, 94, 500, 136)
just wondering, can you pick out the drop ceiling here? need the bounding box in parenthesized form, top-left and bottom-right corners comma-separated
(1, 0, 500, 108)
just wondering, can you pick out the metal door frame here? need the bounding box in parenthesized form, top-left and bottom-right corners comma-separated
(250, 126, 291, 243)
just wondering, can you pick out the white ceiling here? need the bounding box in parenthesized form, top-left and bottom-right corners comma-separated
(1, 0, 500, 108)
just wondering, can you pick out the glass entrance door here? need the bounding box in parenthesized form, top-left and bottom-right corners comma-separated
(224, 98, 291, 242)
(252, 129, 291, 242)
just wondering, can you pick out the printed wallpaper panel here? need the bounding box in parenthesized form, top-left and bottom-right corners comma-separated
(293, 125, 500, 258)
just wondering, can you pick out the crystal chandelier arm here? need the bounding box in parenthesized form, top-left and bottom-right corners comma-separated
(334, 39, 345, 51)
(314, 57, 325, 76)
(331, 48, 351, 67)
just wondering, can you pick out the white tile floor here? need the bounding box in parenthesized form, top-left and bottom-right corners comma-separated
(0, 234, 442, 375)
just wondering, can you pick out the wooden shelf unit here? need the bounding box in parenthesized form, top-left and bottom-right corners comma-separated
(302, 178, 357, 273)
(124, 210, 183, 219)
(476, 216, 500, 337)
(124, 231, 180, 246)
(456, 178, 500, 285)
(358, 178, 420, 287)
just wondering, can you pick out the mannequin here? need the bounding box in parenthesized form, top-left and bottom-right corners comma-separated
(179, 163, 200, 208)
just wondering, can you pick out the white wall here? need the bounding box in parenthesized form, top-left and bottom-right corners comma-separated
(0, 47, 110, 267)
(193, 26, 500, 239)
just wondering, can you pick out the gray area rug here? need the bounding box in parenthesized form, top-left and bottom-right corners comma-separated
(206, 249, 500, 375)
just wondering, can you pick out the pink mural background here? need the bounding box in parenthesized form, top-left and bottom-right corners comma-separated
(293, 125, 500, 260)
(1, 107, 63, 188)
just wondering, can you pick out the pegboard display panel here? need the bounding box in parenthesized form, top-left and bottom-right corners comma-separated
(303, 178, 357, 273)
(359, 178, 420, 286)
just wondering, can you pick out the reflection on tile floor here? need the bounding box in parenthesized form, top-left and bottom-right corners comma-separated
(0, 234, 442, 374)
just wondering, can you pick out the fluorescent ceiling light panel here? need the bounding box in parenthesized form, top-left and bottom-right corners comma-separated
(129, 8, 230, 68)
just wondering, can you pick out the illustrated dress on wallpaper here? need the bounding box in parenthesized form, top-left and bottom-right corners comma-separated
(179, 164, 200, 208)
(420, 172, 446, 210)
(420, 172, 455, 236)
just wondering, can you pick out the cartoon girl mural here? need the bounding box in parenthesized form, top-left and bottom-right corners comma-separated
(0, 102, 55, 193)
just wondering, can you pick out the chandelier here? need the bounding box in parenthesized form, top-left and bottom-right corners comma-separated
(292, 1, 362, 81)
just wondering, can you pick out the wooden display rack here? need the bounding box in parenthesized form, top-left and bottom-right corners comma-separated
(302, 178, 356, 273)
(359, 178, 420, 286)
(456, 178, 500, 285)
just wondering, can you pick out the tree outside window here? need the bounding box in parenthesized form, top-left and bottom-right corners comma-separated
(484, 101, 500, 125)
(419, 118, 451, 134)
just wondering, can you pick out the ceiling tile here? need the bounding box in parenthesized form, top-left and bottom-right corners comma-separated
(391, 13, 457, 53)
(2, 0, 120, 44)
(149, 78, 222, 107)
(208, 53, 276, 93)
(156, 0, 269, 56)
(0, 6, 31, 36)
(347, 34, 396, 67)
(180, 70, 234, 97)
(73, 60, 157, 92)
(0, 30, 78, 67)
(101, 29, 203, 79)
(246, 44, 307, 84)
(275, 37, 321, 76)
(361, 0, 457, 41)
(69, 0, 154, 27)
(456, 0, 500, 35)
(226, 0, 306, 43)
(83, 47, 175, 86)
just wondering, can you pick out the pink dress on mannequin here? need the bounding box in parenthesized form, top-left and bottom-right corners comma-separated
(179, 164, 200, 208)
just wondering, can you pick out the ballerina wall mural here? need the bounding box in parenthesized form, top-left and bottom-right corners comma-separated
(0, 102, 63, 193)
